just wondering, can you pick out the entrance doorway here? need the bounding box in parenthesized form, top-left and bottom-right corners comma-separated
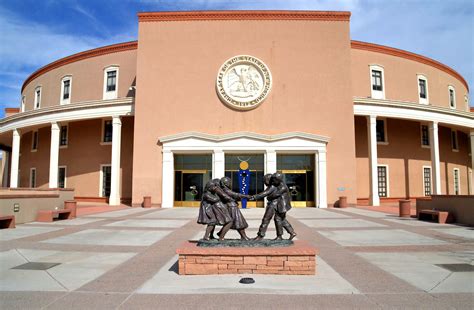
(174, 154, 212, 207)
(277, 154, 315, 207)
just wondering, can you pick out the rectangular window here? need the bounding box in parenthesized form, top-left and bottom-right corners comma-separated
(60, 125, 68, 146)
(35, 88, 41, 109)
(376, 119, 387, 143)
(32, 131, 38, 151)
(101, 165, 112, 197)
(453, 169, 460, 195)
(423, 167, 431, 196)
(372, 70, 383, 91)
(106, 71, 117, 92)
(30, 168, 36, 188)
(21, 96, 25, 112)
(421, 125, 430, 146)
(63, 80, 70, 99)
(419, 79, 427, 99)
(377, 166, 388, 198)
(449, 88, 455, 108)
(103, 120, 113, 143)
(451, 130, 458, 151)
(58, 167, 66, 189)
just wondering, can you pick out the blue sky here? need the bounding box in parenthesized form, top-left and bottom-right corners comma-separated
(0, 0, 473, 118)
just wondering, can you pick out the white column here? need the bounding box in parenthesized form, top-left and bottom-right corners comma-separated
(161, 150, 174, 208)
(430, 122, 441, 194)
(469, 131, 474, 194)
(212, 149, 225, 179)
(10, 129, 20, 188)
(109, 116, 122, 205)
(1, 151, 9, 187)
(265, 149, 277, 175)
(317, 150, 327, 208)
(49, 122, 60, 188)
(367, 115, 380, 206)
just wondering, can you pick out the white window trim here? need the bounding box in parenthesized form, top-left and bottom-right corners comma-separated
(60, 75, 72, 105)
(59, 123, 69, 149)
(99, 164, 111, 197)
(451, 129, 459, 152)
(453, 168, 461, 195)
(369, 64, 385, 100)
(377, 164, 390, 197)
(103, 65, 119, 100)
(376, 117, 389, 145)
(31, 130, 38, 152)
(21, 96, 25, 112)
(420, 123, 430, 148)
(448, 85, 456, 109)
(465, 95, 469, 112)
(30, 167, 36, 188)
(100, 119, 112, 145)
(422, 166, 432, 196)
(58, 165, 67, 188)
(417, 74, 429, 105)
(34, 86, 42, 110)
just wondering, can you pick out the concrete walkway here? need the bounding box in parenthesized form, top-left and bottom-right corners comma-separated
(0, 207, 473, 309)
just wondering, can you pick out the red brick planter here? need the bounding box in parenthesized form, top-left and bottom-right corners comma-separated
(64, 200, 77, 218)
(399, 199, 411, 218)
(143, 196, 152, 208)
(338, 196, 348, 208)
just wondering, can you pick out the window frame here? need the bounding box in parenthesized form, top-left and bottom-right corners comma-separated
(60, 75, 72, 105)
(103, 65, 119, 100)
(453, 168, 460, 195)
(99, 164, 112, 197)
(448, 85, 456, 109)
(376, 118, 389, 145)
(101, 119, 113, 145)
(30, 167, 36, 188)
(377, 164, 389, 198)
(21, 96, 25, 112)
(420, 123, 430, 148)
(369, 65, 385, 99)
(59, 124, 69, 148)
(451, 129, 459, 152)
(31, 130, 39, 152)
(34, 86, 42, 110)
(58, 166, 67, 189)
(422, 166, 432, 197)
(465, 95, 470, 112)
(417, 74, 429, 104)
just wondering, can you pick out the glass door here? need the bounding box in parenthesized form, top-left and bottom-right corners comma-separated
(277, 154, 315, 207)
(174, 154, 212, 207)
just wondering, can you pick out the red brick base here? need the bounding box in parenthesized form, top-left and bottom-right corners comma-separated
(176, 240, 317, 275)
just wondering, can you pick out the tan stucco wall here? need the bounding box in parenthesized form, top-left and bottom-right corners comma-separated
(21, 50, 137, 111)
(133, 19, 357, 205)
(355, 116, 471, 198)
(351, 49, 469, 111)
(18, 117, 134, 199)
(416, 196, 474, 225)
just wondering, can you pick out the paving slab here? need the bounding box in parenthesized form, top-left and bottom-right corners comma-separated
(137, 255, 359, 295)
(319, 229, 448, 246)
(84, 208, 149, 218)
(26, 218, 104, 226)
(301, 219, 386, 228)
(383, 218, 457, 227)
(136, 208, 198, 219)
(334, 207, 391, 218)
(0, 226, 63, 241)
(42, 229, 172, 246)
(290, 209, 352, 219)
(105, 219, 190, 228)
(44, 292, 130, 310)
(0, 292, 66, 310)
(430, 227, 474, 239)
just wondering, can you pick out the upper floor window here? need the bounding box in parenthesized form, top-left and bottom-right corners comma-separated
(34, 86, 42, 109)
(451, 130, 458, 151)
(60, 76, 72, 104)
(417, 75, 429, 104)
(21, 96, 25, 112)
(420, 124, 430, 147)
(103, 66, 119, 100)
(376, 119, 387, 143)
(369, 65, 385, 99)
(102, 120, 113, 143)
(31, 130, 38, 151)
(58, 166, 67, 189)
(60, 125, 68, 146)
(448, 86, 456, 109)
(30, 168, 36, 188)
(465, 95, 470, 112)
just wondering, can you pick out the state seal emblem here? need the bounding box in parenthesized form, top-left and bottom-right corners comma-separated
(216, 55, 272, 110)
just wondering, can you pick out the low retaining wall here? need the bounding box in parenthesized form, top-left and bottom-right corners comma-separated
(176, 240, 317, 275)
(416, 195, 474, 226)
(0, 188, 75, 224)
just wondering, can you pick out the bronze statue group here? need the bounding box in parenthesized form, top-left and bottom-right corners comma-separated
(198, 172, 297, 241)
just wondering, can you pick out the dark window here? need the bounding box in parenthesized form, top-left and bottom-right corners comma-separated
(58, 167, 66, 188)
(423, 167, 431, 196)
(63, 80, 70, 100)
(449, 89, 455, 107)
(421, 125, 430, 146)
(102, 166, 111, 197)
(372, 70, 383, 91)
(103, 120, 112, 142)
(376, 119, 386, 142)
(377, 166, 387, 198)
(451, 130, 458, 150)
(106, 71, 116, 92)
(454, 169, 460, 195)
(419, 79, 427, 99)
(32, 131, 38, 150)
(35, 89, 41, 108)
(30, 169, 36, 188)
(60, 125, 68, 146)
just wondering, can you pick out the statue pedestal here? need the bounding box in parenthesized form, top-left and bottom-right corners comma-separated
(176, 240, 318, 275)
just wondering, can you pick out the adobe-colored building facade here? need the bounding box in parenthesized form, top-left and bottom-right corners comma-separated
(0, 11, 472, 208)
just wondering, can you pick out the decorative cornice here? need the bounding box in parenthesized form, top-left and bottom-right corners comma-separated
(21, 41, 138, 93)
(138, 10, 351, 22)
(351, 40, 469, 91)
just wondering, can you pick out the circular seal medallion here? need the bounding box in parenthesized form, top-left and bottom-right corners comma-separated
(216, 55, 272, 110)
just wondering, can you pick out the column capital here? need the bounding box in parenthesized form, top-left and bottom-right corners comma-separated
(112, 116, 122, 125)
(368, 115, 377, 124)
(51, 122, 60, 131)
(12, 128, 20, 136)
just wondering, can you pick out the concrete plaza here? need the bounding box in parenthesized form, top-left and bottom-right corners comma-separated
(0, 206, 473, 309)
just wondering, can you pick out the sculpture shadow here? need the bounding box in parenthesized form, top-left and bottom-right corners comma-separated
(168, 259, 179, 275)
